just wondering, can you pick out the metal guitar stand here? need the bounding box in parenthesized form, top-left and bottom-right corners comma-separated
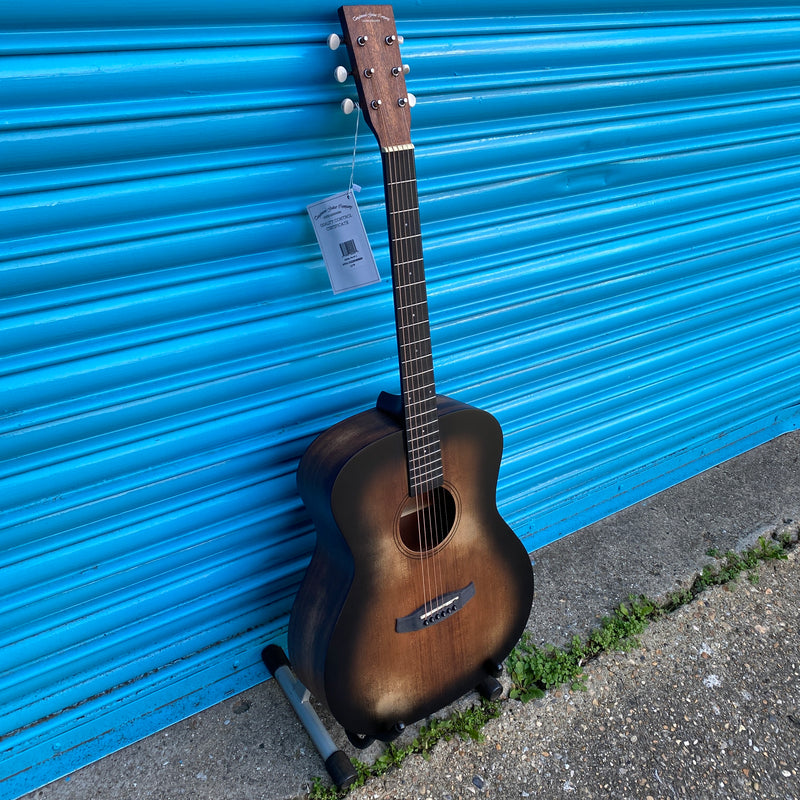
(261, 645, 357, 789)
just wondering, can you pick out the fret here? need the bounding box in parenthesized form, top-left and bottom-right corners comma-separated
(407, 422, 441, 439)
(409, 463, 444, 481)
(410, 468, 444, 483)
(390, 206, 419, 214)
(399, 320, 431, 333)
(406, 410, 436, 425)
(391, 233, 422, 242)
(406, 414, 439, 428)
(395, 278, 426, 290)
(409, 452, 442, 467)
(407, 439, 440, 452)
(407, 394, 436, 410)
(399, 334, 431, 346)
(400, 379, 435, 394)
(395, 257, 424, 267)
(408, 444, 442, 461)
(404, 398, 436, 413)
(402, 367, 434, 379)
(406, 431, 441, 449)
(408, 450, 442, 465)
(406, 418, 437, 434)
(407, 418, 440, 431)
(403, 386, 436, 399)
(398, 298, 427, 310)
(400, 354, 433, 368)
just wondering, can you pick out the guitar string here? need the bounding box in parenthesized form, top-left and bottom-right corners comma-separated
(394, 146, 444, 615)
(406, 144, 459, 654)
(393, 146, 443, 616)
(395, 147, 437, 616)
(404, 147, 446, 612)
(387, 146, 433, 618)
(400, 147, 439, 611)
(401, 148, 464, 674)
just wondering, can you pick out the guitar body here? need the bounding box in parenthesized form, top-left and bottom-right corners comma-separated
(289, 395, 533, 739)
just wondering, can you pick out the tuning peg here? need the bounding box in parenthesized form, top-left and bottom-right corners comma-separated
(398, 94, 417, 109)
(407, 93, 417, 108)
(341, 98, 357, 115)
(392, 64, 411, 77)
(333, 66, 349, 83)
(327, 33, 341, 50)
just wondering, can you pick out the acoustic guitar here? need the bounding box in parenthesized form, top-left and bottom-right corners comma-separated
(288, 4, 534, 746)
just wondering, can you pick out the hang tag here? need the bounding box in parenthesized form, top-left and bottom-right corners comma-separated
(307, 188, 380, 294)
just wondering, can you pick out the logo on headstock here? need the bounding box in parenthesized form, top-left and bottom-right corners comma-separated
(351, 12, 391, 22)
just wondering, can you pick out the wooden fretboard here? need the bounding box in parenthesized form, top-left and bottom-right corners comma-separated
(382, 144, 443, 497)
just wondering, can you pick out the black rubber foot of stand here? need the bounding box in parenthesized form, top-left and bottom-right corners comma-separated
(261, 644, 291, 676)
(476, 674, 503, 701)
(325, 749, 358, 788)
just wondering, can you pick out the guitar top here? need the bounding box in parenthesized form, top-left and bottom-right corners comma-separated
(287, 5, 533, 744)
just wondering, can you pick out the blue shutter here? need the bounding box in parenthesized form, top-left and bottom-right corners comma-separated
(2, 2, 799, 796)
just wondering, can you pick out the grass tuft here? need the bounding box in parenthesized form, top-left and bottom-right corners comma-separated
(308, 701, 500, 799)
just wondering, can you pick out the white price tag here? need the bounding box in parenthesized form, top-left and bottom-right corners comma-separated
(307, 189, 380, 294)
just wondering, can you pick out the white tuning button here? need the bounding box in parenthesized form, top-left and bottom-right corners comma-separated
(341, 98, 357, 115)
(403, 63, 411, 75)
(327, 33, 341, 50)
(407, 93, 417, 108)
(333, 66, 349, 83)
(397, 35, 405, 44)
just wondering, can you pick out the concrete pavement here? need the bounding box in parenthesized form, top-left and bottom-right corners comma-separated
(21, 429, 800, 800)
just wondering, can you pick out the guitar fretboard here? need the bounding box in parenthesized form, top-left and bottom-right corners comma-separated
(382, 144, 443, 496)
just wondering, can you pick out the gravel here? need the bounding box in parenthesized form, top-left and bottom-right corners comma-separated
(348, 550, 800, 800)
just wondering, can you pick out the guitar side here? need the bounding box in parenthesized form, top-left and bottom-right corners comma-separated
(288, 395, 533, 739)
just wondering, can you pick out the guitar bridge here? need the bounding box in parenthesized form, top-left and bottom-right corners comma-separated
(395, 582, 475, 633)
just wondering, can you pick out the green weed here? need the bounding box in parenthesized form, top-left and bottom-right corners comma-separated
(664, 535, 788, 610)
(307, 701, 500, 800)
(507, 594, 661, 702)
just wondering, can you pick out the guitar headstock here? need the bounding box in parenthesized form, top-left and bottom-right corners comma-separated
(336, 5, 413, 150)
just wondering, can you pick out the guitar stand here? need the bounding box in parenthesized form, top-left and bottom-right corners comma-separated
(261, 645, 357, 789)
(476, 674, 503, 701)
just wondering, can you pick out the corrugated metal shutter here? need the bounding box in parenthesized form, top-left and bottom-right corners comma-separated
(2, 1, 799, 795)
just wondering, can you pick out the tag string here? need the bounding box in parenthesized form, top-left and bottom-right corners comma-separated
(347, 103, 360, 198)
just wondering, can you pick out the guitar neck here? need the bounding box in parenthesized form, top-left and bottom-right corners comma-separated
(382, 144, 444, 496)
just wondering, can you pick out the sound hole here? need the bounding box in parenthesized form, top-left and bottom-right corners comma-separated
(397, 486, 456, 554)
